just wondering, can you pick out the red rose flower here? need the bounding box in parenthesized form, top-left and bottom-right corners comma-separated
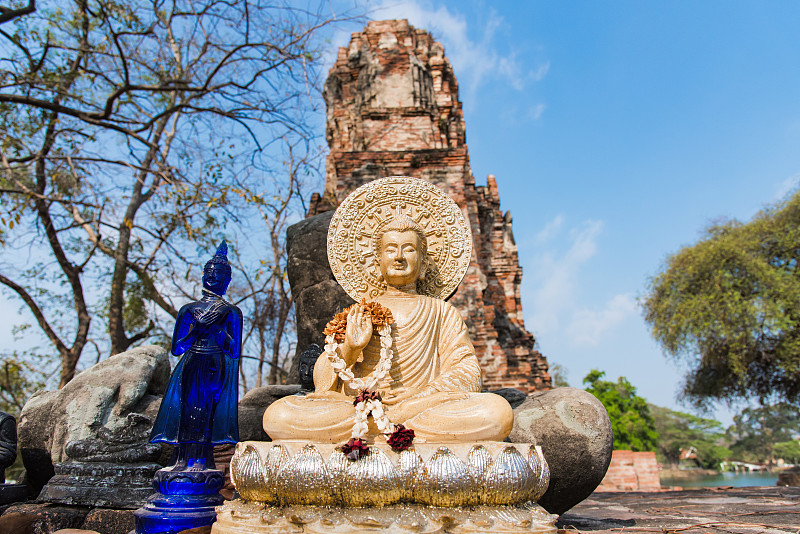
(340, 438, 369, 461)
(387, 424, 415, 452)
(353, 389, 382, 406)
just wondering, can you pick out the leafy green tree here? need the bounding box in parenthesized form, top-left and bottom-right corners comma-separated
(642, 191, 800, 408)
(583, 370, 658, 452)
(649, 404, 731, 469)
(0, 0, 357, 387)
(726, 402, 800, 465)
(0, 352, 46, 415)
(0, 351, 45, 482)
(549, 363, 570, 387)
(774, 440, 800, 464)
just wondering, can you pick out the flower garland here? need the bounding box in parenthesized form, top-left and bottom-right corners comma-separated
(323, 301, 415, 460)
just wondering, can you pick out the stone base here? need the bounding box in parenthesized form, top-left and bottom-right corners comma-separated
(211, 499, 558, 534)
(0, 483, 28, 505)
(1, 502, 90, 533)
(38, 461, 161, 509)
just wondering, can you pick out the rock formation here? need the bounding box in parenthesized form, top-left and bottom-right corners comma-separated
(307, 19, 550, 392)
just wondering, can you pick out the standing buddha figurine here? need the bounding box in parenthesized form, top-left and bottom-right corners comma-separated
(135, 241, 242, 534)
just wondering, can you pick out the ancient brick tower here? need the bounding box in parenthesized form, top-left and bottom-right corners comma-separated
(309, 20, 551, 392)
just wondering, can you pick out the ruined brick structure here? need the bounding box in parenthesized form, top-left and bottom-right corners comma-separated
(309, 20, 551, 392)
(596, 451, 661, 492)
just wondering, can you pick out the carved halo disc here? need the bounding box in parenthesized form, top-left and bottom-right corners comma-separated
(327, 176, 472, 301)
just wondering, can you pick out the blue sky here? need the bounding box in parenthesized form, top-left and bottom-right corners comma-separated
(346, 0, 800, 424)
(3, 1, 799, 426)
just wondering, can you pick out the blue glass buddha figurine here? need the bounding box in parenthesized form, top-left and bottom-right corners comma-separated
(135, 241, 242, 534)
(150, 240, 241, 449)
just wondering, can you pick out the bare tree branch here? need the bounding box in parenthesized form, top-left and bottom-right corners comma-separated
(0, 0, 35, 24)
(0, 0, 361, 386)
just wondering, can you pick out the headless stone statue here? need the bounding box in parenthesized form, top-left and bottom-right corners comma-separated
(263, 180, 513, 444)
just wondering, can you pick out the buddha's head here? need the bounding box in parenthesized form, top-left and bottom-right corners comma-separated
(203, 241, 232, 295)
(377, 216, 429, 292)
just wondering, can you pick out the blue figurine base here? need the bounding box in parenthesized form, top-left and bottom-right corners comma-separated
(134, 462, 226, 534)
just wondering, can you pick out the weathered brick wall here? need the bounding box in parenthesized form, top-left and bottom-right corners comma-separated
(596, 450, 661, 492)
(308, 19, 551, 392)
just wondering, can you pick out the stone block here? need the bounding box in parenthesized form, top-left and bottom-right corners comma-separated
(237, 385, 301, 442)
(38, 461, 159, 509)
(2, 503, 89, 534)
(596, 450, 661, 492)
(0, 511, 37, 534)
(80, 508, 134, 534)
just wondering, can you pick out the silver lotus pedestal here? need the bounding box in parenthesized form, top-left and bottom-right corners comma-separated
(211, 440, 557, 533)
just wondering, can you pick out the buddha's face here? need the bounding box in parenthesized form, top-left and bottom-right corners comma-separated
(203, 264, 231, 295)
(379, 230, 424, 288)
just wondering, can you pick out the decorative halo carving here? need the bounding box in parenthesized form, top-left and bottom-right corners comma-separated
(327, 176, 472, 301)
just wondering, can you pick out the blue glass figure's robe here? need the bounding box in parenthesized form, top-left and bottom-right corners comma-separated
(151, 292, 241, 445)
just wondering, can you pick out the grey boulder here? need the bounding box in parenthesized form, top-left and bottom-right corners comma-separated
(509, 387, 613, 515)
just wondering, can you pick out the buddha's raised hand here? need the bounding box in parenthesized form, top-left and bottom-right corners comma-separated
(344, 304, 373, 354)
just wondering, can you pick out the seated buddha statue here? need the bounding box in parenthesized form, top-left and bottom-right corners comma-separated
(263, 179, 514, 444)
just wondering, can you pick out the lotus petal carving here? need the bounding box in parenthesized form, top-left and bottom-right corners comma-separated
(230, 440, 549, 508)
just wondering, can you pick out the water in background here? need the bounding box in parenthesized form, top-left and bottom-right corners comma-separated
(661, 470, 778, 488)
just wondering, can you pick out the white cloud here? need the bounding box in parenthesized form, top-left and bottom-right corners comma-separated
(775, 173, 800, 200)
(369, 0, 547, 104)
(526, 218, 604, 335)
(531, 61, 550, 82)
(566, 293, 637, 348)
(565, 220, 603, 264)
(534, 213, 563, 243)
(528, 103, 546, 121)
(524, 217, 638, 354)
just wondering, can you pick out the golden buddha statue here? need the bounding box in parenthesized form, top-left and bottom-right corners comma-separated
(215, 178, 554, 534)
(262, 213, 513, 443)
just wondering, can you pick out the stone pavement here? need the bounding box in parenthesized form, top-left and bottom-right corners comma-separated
(3, 486, 799, 533)
(558, 486, 800, 534)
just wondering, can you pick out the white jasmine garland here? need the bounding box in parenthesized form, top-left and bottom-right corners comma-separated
(324, 323, 396, 439)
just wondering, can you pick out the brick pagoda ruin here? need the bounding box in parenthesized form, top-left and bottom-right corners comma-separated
(309, 20, 551, 392)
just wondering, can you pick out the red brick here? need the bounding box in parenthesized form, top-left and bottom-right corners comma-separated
(597, 450, 661, 492)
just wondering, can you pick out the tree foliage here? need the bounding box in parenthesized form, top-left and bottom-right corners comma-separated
(549, 363, 570, 387)
(0, 352, 46, 415)
(0, 0, 353, 387)
(583, 369, 658, 452)
(726, 402, 800, 465)
(649, 404, 730, 469)
(643, 192, 800, 408)
(773, 440, 800, 464)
